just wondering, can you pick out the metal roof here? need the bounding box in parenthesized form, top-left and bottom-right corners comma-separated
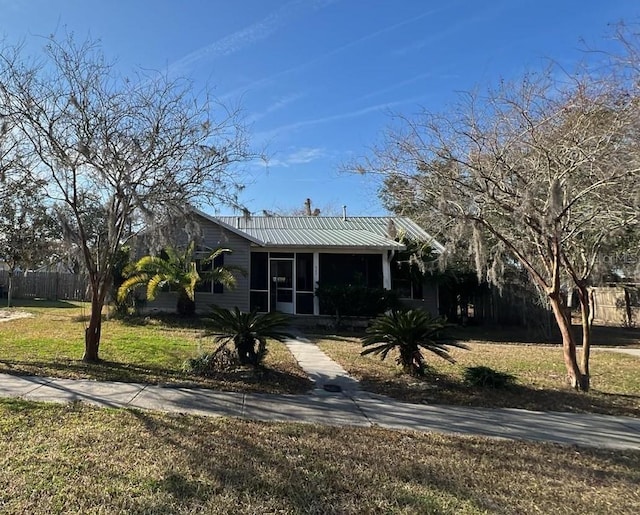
(199, 214, 444, 252)
(244, 228, 405, 249)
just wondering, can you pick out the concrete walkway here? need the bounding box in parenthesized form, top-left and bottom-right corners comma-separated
(2, 333, 639, 450)
(283, 335, 360, 395)
(596, 347, 640, 358)
(1, 372, 639, 450)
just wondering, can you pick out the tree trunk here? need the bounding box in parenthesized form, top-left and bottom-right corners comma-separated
(623, 287, 633, 327)
(83, 286, 104, 363)
(236, 334, 257, 365)
(177, 290, 196, 317)
(576, 284, 592, 391)
(7, 272, 13, 308)
(548, 293, 585, 390)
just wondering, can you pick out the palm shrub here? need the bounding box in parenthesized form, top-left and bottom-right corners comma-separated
(464, 366, 515, 388)
(205, 306, 294, 366)
(362, 309, 468, 376)
(182, 347, 239, 376)
(117, 242, 240, 316)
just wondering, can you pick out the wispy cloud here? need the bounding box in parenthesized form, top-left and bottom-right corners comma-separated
(358, 72, 435, 103)
(266, 146, 326, 168)
(390, 5, 508, 58)
(246, 92, 306, 124)
(167, 0, 338, 77)
(256, 96, 426, 141)
(219, 6, 445, 101)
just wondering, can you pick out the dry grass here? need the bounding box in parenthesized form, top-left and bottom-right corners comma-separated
(0, 399, 638, 514)
(0, 300, 311, 394)
(316, 336, 640, 417)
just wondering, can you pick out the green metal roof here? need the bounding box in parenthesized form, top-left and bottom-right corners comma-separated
(200, 213, 444, 251)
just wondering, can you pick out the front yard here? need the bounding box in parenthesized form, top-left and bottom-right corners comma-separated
(1, 301, 639, 512)
(1, 399, 638, 514)
(315, 335, 640, 417)
(1, 299, 638, 417)
(0, 300, 311, 394)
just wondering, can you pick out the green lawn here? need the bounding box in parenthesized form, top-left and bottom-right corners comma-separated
(315, 336, 640, 417)
(1, 304, 639, 512)
(2, 300, 638, 415)
(0, 300, 311, 394)
(1, 399, 638, 514)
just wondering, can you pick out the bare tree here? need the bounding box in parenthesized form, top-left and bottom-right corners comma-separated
(268, 198, 342, 217)
(355, 53, 640, 390)
(0, 124, 57, 306)
(0, 36, 251, 361)
(0, 176, 57, 306)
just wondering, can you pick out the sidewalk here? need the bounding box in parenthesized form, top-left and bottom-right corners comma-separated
(594, 347, 640, 358)
(1, 372, 639, 450)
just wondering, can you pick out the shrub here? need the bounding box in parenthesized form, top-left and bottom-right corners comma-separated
(315, 283, 400, 327)
(182, 348, 239, 376)
(205, 307, 294, 367)
(464, 366, 515, 389)
(362, 309, 468, 376)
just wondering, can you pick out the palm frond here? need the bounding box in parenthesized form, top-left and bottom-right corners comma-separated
(146, 274, 166, 300)
(205, 306, 293, 366)
(362, 309, 465, 375)
(117, 274, 149, 302)
(201, 247, 232, 264)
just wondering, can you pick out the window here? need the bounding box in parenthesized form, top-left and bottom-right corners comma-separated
(250, 291, 269, 312)
(319, 253, 383, 288)
(195, 251, 225, 294)
(296, 253, 314, 292)
(250, 252, 269, 290)
(212, 252, 224, 293)
(296, 292, 314, 314)
(391, 261, 424, 300)
(250, 252, 269, 312)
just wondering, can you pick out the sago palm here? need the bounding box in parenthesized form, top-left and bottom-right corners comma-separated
(206, 306, 294, 366)
(117, 242, 239, 316)
(362, 309, 468, 376)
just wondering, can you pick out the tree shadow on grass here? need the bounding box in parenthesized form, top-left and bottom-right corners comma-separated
(587, 325, 640, 347)
(0, 358, 312, 395)
(450, 324, 640, 347)
(7, 298, 80, 309)
(128, 413, 363, 513)
(122, 410, 640, 514)
(356, 372, 640, 418)
(118, 313, 208, 330)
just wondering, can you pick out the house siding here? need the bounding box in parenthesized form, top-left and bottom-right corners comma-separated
(193, 217, 251, 312)
(399, 277, 439, 316)
(139, 212, 440, 317)
(143, 214, 252, 314)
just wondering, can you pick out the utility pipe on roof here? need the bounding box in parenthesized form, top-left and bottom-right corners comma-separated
(342, 205, 347, 221)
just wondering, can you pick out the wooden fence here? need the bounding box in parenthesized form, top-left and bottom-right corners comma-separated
(592, 286, 639, 327)
(0, 271, 90, 302)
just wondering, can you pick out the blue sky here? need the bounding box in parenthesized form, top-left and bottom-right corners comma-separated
(1, 0, 638, 216)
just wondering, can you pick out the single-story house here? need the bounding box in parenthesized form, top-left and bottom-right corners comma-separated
(147, 209, 444, 316)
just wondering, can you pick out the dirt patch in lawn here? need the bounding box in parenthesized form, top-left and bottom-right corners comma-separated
(0, 310, 34, 323)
